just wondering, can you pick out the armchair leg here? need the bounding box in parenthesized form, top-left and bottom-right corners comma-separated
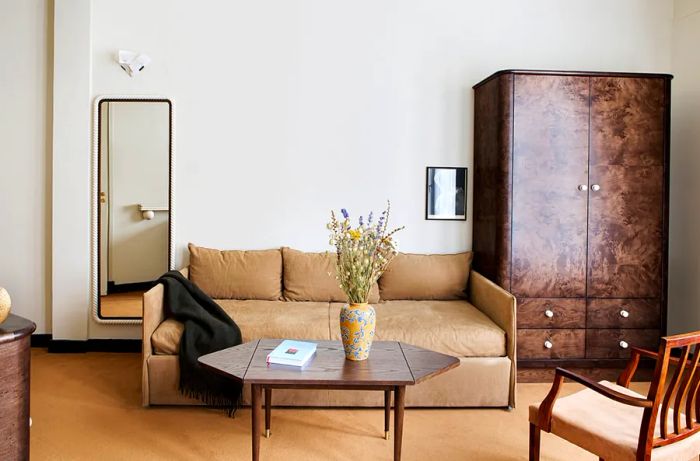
(529, 423, 541, 461)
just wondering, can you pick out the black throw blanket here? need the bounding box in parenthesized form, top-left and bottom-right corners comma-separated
(159, 270, 243, 415)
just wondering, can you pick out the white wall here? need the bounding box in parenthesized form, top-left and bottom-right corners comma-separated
(89, 0, 677, 338)
(52, 0, 92, 340)
(0, 0, 51, 333)
(90, 0, 673, 272)
(668, 0, 700, 334)
(3, 0, 678, 339)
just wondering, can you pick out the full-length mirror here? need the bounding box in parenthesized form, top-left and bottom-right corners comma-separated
(94, 98, 173, 321)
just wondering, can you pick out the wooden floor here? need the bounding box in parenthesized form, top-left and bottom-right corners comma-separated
(29, 348, 652, 460)
(100, 291, 143, 318)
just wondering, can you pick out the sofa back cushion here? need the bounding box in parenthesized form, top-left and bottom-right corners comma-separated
(188, 243, 282, 300)
(282, 247, 380, 303)
(379, 252, 473, 300)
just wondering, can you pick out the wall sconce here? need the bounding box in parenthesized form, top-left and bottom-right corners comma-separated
(118, 50, 151, 77)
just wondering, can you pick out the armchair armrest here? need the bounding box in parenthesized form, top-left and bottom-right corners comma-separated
(538, 367, 652, 431)
(617, 347, 656, 387)
(467, 270, 517, 407)
(617, 346, 697, 389)
(631, 347, 659, 360)
(631, 346, 699, 367)
(557, 368, 652, 407)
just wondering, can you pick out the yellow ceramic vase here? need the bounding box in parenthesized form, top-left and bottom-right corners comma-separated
(339, 303, 376, 361)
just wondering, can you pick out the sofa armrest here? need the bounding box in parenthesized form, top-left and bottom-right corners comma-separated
(467, 270, 517, 407)
(143, 284, 164, 358)
(142, 266, 188, 406)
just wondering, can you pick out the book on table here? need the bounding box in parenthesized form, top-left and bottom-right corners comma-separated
(266, 340, 317, 367)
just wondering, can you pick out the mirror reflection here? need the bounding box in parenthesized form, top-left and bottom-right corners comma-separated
(98, 100, 172, 319)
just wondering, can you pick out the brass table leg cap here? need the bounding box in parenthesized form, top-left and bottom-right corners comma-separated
(385, 431, 390, 440)
(265, 429, 271, 438)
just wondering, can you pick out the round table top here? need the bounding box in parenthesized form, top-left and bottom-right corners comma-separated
(0, 314, 36, 345)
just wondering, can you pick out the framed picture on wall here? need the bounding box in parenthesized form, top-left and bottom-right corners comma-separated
(425, 166, 467, 221)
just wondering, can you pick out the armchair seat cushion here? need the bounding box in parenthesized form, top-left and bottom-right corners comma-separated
(330, 300, 506, 357)
(151, 300, 331, 354)
(529, 380, 700, 461)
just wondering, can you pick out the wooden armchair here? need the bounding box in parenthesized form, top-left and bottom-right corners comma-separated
(530, 331, 700, 461)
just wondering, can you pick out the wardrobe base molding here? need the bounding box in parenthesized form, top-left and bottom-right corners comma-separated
(518, 358, 652, 369)
(518, 364, 655, 383)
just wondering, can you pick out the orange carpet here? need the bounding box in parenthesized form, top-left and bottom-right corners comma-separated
(29, 349, 644, 460)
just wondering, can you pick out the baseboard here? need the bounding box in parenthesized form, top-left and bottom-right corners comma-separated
(31, 334, 52, 348)
(47, 339, 88, 353)
(33, 335, 141, 353)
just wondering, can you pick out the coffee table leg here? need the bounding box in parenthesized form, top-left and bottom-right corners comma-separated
(384, 389, 391, 440)
(251, 384, 262, 461)
(265, 387, 272, 438)
(394, 386, 405, 461)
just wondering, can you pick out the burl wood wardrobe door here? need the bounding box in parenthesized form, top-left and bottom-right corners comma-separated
(511, 75, 590, 297)
(587, 77, 666, 298)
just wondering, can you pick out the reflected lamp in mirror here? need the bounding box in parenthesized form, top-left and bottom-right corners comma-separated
(425, 167, 467, 221)
(93, 97, 174, 322)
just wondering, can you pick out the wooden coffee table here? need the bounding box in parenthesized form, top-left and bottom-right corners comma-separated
(199, 339, 459, 461)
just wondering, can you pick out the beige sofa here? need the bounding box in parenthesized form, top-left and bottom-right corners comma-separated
(142, 246, 517, 408)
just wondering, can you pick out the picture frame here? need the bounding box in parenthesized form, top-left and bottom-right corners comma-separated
(425, 166, 467, 221)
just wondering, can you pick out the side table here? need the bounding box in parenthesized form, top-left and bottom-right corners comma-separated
(0, 314, 36, 461)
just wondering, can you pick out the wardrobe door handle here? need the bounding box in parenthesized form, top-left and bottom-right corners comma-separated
(591, 184, 601, 192)
(544, 340, 553, 349)
(577, 184, 588, 191)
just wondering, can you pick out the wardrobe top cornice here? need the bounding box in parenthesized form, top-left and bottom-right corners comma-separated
(473, 69, 673, 90)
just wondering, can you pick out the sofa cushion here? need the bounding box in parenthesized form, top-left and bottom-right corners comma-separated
(330, 300, 505, 357)
(188, 243, 282, 300)
(151, 300, 330, 354)
(282, 247, 380, 303)
(379, 252, 472, 300)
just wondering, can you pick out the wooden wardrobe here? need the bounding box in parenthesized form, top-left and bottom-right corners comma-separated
(472, 70, 672, 368)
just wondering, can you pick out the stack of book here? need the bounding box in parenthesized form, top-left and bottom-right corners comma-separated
(266, 340, 317, 367)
